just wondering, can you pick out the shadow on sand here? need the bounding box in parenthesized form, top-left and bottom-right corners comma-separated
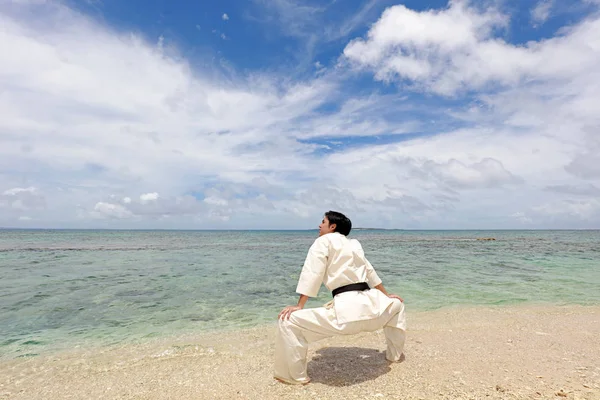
(307, 347, 404, 387)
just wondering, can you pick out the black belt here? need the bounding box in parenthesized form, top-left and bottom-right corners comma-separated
(332, 282, 370, 297)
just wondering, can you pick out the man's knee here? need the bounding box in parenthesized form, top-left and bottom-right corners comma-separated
(278, 318, 294, 332)
(278, 316, 305, 337)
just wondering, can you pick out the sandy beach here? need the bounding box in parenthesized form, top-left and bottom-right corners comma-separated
(1, 305, 598, 400)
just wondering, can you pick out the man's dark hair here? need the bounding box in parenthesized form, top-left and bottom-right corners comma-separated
(325, 210, 352, 236)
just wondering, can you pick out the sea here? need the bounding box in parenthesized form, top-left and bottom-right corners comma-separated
(1, 229, 599, 360)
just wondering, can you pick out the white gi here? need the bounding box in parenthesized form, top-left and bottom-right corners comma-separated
(274, 232, 406, 384)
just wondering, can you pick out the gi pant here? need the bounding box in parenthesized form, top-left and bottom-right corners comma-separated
(274, 292, 406, 384)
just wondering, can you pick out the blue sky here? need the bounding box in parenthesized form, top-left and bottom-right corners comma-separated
(1, 0, 600, 229)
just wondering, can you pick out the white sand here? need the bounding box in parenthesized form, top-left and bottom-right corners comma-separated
(1, 305, 599, 399)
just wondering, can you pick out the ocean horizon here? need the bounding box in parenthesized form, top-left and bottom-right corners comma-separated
(3, 228, 389, 231)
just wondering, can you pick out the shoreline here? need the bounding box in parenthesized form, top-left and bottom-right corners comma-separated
(1, 304, 599, 399)
(4, 301, 598, 362)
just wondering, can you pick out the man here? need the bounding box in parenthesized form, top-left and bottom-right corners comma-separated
(274, 211, 406, 385)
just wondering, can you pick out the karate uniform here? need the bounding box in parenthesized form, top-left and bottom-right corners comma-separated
(274, 232, 406, 384)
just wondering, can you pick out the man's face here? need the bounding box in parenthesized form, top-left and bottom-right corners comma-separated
(318, 216, 336, 237)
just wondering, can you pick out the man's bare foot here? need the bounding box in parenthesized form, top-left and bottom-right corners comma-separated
(386, 353, 406, 364)
(274, 377, 311, 385)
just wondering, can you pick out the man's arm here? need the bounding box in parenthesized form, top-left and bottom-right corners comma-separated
(295, 238, 328, 297)
(279, 237, 329, 320)
(278, 294, 309, 320)
(374, 283, 403, 302)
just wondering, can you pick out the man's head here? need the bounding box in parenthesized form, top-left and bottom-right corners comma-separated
(318, 211, 352, 237)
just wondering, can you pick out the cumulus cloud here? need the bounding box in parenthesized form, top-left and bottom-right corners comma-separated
(93, 202, 134, 219)
(343, 1, 600, 95)
(0, 1, 334, 178)
(140, 192, 159, 203)
(417, 158, 522, 189)
(0, 187, 46, 210)
(0, 1, 339, 226)
(222, 13, 229, 21)
(90, 193, 212, 221)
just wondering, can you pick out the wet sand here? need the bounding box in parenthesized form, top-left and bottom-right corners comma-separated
(1, 305, 599, 399)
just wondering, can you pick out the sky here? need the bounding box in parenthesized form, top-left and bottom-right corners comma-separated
(1, 0, 600, 230)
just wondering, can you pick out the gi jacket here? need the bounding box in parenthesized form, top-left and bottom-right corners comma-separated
(295, 232, 395, 324)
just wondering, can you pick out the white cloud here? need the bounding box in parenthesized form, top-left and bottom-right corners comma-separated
(1, 1, 600, 229)
(0, 1, 340, 227)
(18, 215, 32, 221)
(343, 1, 600, 95)
(252, 0, 323, 39)
(204, 196, 228, 206)
(93, 202, 134, 219)
(3, 187, 35, 196)
(531, 0, 553, 25)
(511, 212, 533, 224)
(564, 128, 600, 179)
(253, 0, 389, 46)
(418, 157, 522, 189)
(324, 0, 384, 41)
(544, 184, 600, 197)
(533, 198, 600, 220)
(222, 13, 229, 21)
(0, 187, 46, 210)
(326, 0, 600, 229)
(140, 192, 159, 203)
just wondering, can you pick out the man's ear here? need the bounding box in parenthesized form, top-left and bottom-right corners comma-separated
(329, 223, 337, 232)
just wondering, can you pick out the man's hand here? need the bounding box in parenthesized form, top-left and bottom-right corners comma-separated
(388, 294, 404, 302)
(278, 305, 302, 320)
(374, 283, 403, 303)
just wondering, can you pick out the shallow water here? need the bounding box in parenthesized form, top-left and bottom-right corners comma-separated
(1, 229, 599, 359)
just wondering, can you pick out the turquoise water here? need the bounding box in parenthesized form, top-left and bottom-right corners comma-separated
(1, 229, 599, 359)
